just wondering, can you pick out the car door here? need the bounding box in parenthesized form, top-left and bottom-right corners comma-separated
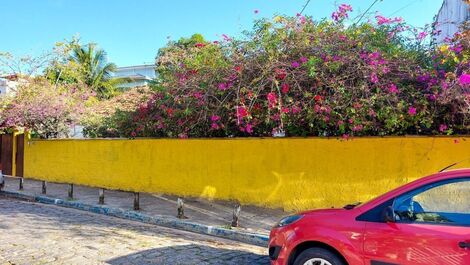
(362, 177, 470, 265)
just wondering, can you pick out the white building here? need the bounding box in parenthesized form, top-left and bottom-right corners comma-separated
(0, 75, 18, 96)
(434, 0, 469, 43)
(113, 64, 156, 89)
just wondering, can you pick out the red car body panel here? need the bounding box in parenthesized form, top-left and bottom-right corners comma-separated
(269, 169, 470, 265)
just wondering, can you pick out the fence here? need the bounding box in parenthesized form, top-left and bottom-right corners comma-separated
(17, 135, 470, 211)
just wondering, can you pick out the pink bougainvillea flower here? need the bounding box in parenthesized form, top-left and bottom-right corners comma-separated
(428, 94, 437, 101)
(352, 124, 363, 132)
(291, 61, 300, 68)
(450, 44, 463, 53)
(267, 92, 278, 108)
(213, 40, 219, 45)
(275, 68, 287, 80)
(314, 104, 321, 113)
(375, 15, 403, 25)
(281, 107, 290, 113)
(439, 124, 448, 133)
(194, 43, 206, 48)
(314, 95, 323, 102)
(441, 81, 449, 90)
(408, 106, 417, 116)
(236, 106, 248, 119)
(370, 72, 379, 84)
(210, 115, 220, 122)
(388, 83, 399, 93)
(331, 4, 352, 22)
(131, 131, 137, 137)
(417, 31, 428, 41)
(299, 57, 308, 64)
(291, 105, 301, 114)
(166, 107, 174, 116)
(281, 83, 290, 94)
(222, 34, 232, 42)
(245, 123, 253, 134)
(218, 82, 228, 91)
(211, 123, 219, 130)
(459, 74, 470, 85)
(339, 4, 352, 12)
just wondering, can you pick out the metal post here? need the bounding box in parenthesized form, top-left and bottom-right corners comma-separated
(231, 204, 241, 227)
(41, 181, 47, 194)
(19, 177, 24, 190)
(0, 171, 4, 191)
(177, 198, 186, 219)
(99, 188, 105, 205)
(68, 184, 74, 199)
(133, 192, 140, 210)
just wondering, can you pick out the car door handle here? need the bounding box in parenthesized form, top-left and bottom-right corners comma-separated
(458, 242, 470, 249)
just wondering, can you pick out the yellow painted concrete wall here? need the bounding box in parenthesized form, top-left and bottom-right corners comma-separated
(23, 137, 470, 211)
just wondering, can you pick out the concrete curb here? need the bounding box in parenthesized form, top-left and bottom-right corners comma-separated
(0, 190, 269, 247)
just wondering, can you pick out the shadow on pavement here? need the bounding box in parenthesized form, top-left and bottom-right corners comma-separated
(106, 244, 270, 265)
(2, 178, 285, 235)
(0, 195, 206, 241)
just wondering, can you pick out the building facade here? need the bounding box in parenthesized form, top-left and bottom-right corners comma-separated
(434, 0, 469, 43)
(113, 64, 156, 89)
(0, 75, 18, 96)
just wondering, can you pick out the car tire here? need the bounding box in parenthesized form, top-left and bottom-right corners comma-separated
(293, 247, 345, 265)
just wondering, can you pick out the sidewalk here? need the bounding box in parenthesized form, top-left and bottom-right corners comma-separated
(1, 177, 287, 246)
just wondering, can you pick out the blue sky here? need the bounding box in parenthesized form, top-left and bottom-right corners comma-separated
(0, 0, 443, 67)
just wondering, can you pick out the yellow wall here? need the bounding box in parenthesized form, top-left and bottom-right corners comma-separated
(23, 137, 470, 211)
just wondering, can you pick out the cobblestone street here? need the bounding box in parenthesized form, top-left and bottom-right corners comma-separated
(0, 196, 269, 265)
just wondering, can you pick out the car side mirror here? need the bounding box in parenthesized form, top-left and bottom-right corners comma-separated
(383, 206, 396, 223)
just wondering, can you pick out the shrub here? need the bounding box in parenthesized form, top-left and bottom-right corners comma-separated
(81, 86, 154, 137)
(0, 78, 88, 138)
(112, 9, 469, 138)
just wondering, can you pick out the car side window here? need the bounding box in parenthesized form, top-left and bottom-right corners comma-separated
(393, 178, 470, 226)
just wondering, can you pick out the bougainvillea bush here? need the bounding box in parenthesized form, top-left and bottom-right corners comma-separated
(81, 86, 154, 137)
(0, 78, 89, 138)
(2, 4, 469, 139)
(106, 6, 469, 138)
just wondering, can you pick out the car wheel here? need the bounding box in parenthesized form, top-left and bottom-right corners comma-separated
(293, 247, 345, 265)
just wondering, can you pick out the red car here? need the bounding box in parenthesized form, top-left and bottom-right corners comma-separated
(269, 168, 470, 265)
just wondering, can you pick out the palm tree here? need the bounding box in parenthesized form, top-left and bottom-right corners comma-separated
(70, 43, 120, 99)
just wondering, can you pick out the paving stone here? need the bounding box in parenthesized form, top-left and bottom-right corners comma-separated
(0, 196, 270, 264)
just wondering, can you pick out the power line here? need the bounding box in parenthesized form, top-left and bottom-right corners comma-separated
(355, 0, 381, 24)
(388, 0, 419, 17)
(299, 0, 312, 15)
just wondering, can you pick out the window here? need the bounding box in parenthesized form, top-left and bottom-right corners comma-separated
(393, 178, 470, 226)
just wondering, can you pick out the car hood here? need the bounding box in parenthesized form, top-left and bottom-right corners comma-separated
(299, 208, 347, 216)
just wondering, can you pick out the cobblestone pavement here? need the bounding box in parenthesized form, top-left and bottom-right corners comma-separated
(0, 196, 270, 265)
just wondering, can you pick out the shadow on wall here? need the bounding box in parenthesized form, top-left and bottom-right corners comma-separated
(106, 244, 270, 265)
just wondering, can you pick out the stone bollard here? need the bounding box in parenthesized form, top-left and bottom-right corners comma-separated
(41, 181, 47, 194)
(19, 177, 24, 190)
(133, 192, 140, 210)
(177, 198, 186, 219)
(68, 184, 74, 199)
(231, 204, 241, 227)
(99, 188, 105, 205)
